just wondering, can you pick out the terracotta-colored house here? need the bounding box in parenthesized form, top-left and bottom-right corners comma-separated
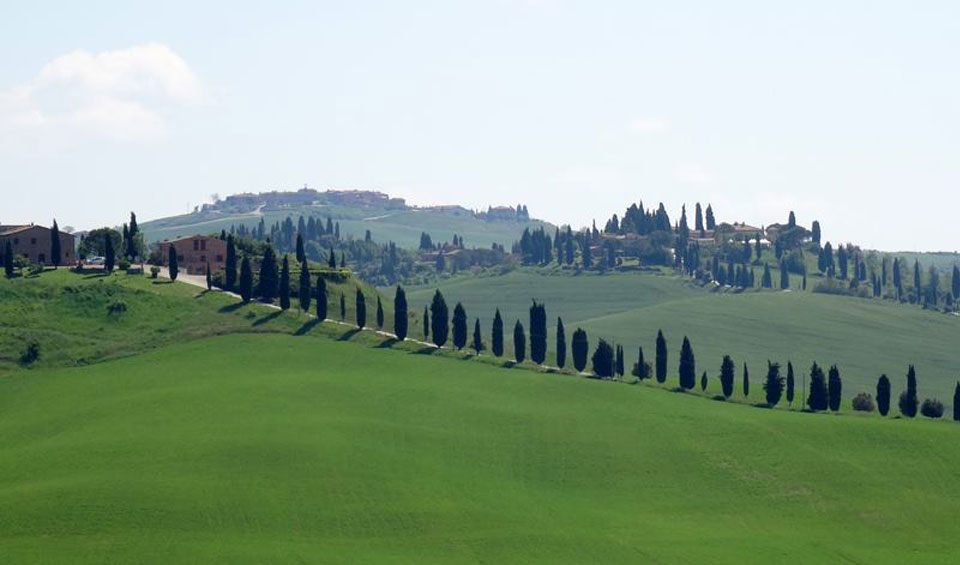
(158, 235, 227, 276)
(0, 224, 76, 266)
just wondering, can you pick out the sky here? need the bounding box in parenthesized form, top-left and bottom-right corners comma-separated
(1, 1, 958, 251)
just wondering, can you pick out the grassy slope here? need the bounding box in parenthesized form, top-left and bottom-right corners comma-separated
(0, 269, 385, 374)
(140, 204, 553, 249)
(1, 333, 958, 563)
(407, 270, 960, 406)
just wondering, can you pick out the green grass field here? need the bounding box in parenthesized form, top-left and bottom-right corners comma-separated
(140, 204, 553, 249)
(407, 270, 960, 408)
(1, 333, 958, 562)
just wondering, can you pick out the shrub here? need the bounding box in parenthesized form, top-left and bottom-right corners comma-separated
(118, 258, 131, 270)
(107, 301, 128, 316)
(19, 341, 40, 366)
(150, 266, 160, 279)
(27, 263, 44, 276)
(920, 398, 944, 419)
(851, 392, 875, 412)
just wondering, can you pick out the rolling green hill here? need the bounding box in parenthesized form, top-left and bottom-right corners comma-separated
(406, 270, 960, 407)
(139, 190, 553, 249)
(1, 333, 958, 562)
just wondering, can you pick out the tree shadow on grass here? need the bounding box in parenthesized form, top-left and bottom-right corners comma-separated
(413, 345, 438, 355)
(82, 272, 110, 279)
(151, 280, 175, 285)
(252, 310, 283, 327)
(219, 302, 245, 313)
(294, 318, 321, 336)
(338, 328, 361, 341)
(375, 337, 399, 348)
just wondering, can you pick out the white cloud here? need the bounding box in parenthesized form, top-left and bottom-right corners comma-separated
(0, 43, 205, 148)
(630, 117, 669, 134)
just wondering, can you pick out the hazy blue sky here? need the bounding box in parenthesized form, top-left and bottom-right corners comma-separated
(2, 1, 958, 250)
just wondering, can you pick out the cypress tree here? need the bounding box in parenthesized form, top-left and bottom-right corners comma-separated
(655, 330, 668, 383)
(340, 293, 346, 321)
(700, 371, 708, 392)
(105, 232, 115, 272)
(743, 363, 750, 397)
(571, 328, 588, 372)
(423, 306, 430, 340)
(128, 212, 140, 259)
(764, 362, 784, 406)
(472, 318, 483, 353)
(807, 362, 828, 411)
(316, 277, 328, 320)
(239, 256, 253, 303)
(953, 266, 960, 302)
(591, 339, 614, 378)
(452, 302, 467, 349)
(393, 286, 407, 339)
(828, 365, 842, 411)
(954, 381, 960, 422)
(376, 296, 384, 329)
(168, 244, 178, 281)
(633, 346, 649, 379)
(430, 290, 449, 347)
(582, 242, 592, 269)
(779, 259, 789, 289)
(762, 262, 772, 288)
(678, 336, 696, 389)
(225, 235, 237, 289)
(529, 300, 547, 365)
(356, 288, 366, 328)
(616, 344, 625, 378)
(328, 247, 337, 269)
(299, 261, 311, 314)
(556, 317, 566, 369)
(720, 355, 735, 398)
(4, 241, 14, 278)
(295, 233, 305, 264)
(913, 260, 921, 303)
(50, 220, 61, 268)
(258, 246, 278, 302)
(876, 374, 891, 416)
(899, 365, 918, 418)
(705, 204, 715, 230)
(786, 361, 795, 406)
(205, 262, 212, 290)
(513, 321, 526, 363)
(278, 255, 291, 310)
(492, 309, 504, 357)
(811, 220, 821, 245)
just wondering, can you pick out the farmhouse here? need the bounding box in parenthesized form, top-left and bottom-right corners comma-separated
(158, 235, 227, 276)
(0, 224, 76, 266)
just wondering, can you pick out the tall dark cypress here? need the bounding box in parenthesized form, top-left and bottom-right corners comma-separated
(700, 371, 708, 391)
(678, 336, 696, 389)
(128, 212, 139, 259)
(720, 355, 735, 398)
(295, 233, 305, 264)
(513, 321, 526, 363)
(953, 266, 960, 302)
(555, 317, 566, 369)
(205, 263, 212, 290)
(529, 300, 547, 365)
(472, 318, 483, 353)
(4, 241, 14, 278)
(279, 255, 291, 310)
(430, 290, 449, 347)
(258, 246, 278, 302)
(786, 361, 795, 406)
(355, 288, 366, 328)
(655, 330, 668, 383)
(764, 362, 784, 407)
(168, 244, 178, 281)
(299, 261, 311, 314)
(316, 277, 328, 319)
(50, 220, 62, 268)
(807, 362, 828, 411)
(616, 344, 625, 378)
(393, 286, 407, 340)
(104, 232, 115, 272)
(899, 365, 918, 418)
(239, 256, 253, 303)
(571, 328, 589, 372)
(827, 365, 842, 411)
(954, 381, 960, 422)
(876, 374, 891, 416)
(492, 309, 504, 357)
(376, 296, 384, 329)
(328, 247, 337, 269)
(225, 235, 237, 290)
(340, 293, 346, 321)
(743, 363, 750, 397)
(423, 306, 430, 340)
(780, 259, 789, 289)
(452, 302, 467, 350)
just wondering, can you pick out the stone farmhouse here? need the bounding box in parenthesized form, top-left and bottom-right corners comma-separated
(158, 235, 227, 276)
(0, 224, 76, 266)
